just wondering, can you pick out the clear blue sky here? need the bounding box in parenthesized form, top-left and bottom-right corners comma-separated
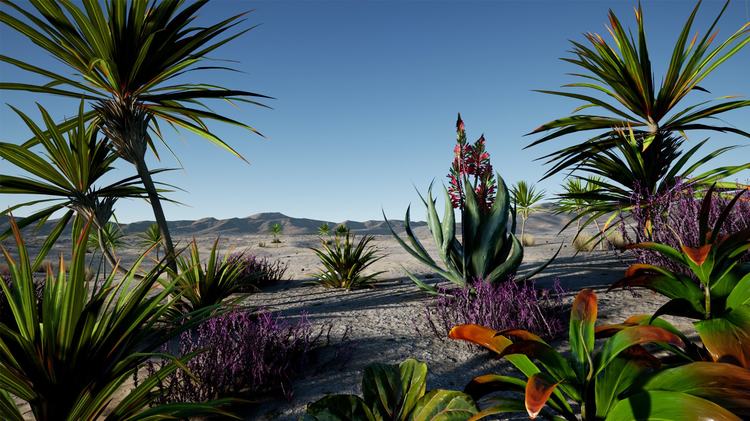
(1, 0, 749, 223)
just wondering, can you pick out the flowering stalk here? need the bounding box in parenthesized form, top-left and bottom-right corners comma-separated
(447, 114, 496, 213)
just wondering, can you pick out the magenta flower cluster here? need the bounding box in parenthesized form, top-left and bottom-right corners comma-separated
(447, 114, 497, 212)
(425, 277, 566, 340)
(143, 309, 314, 404)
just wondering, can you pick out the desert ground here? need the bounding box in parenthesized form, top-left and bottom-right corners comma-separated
(1, 209, 693, 420)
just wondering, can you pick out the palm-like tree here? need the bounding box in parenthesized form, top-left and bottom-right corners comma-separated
(0, 104, 161, 271)
(0, 0, 271, 271)
(270, 222, 283, 243)
(137, 223, 164, 260)
(510, 180, 545, 241)
(529, 2, 750, 221)
(318, 223, 331, 237)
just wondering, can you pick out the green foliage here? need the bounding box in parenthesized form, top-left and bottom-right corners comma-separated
(305, 359, 478, 421)
(310, 232, 384, 290)
(529, 2, 750, 228)
(87, 221, 125, 253)
(511, 181, 545, 239)
(167, 239, 245, 314)
(335, 224, 350, 236)
(387, 177, 553, 291)
(613, 186, 750, 367)
(0, 217, 233, 420)
(137, 223, 164, 259)
(318, 223, 331, 237)
(0, 103, 158, 270)
(449, 289, 750, 420)
(270, 223, 283, 243)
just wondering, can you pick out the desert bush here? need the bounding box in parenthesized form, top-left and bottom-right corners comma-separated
(387, 115, 555, 292)
(615, 185, 750, 367)
(227, 253, 289, 292)
(167, 239, 245, 314)
(572, 233, 596, 252)
(310, 232, 384, 289)
(625, 182, 750, 272)
(144, 309, 315, 404)
(450, 289, 750, 419)
(0, 217, 228, 420)
(305, 358, 478, 420)
(521, 233, 536, 247)
(605, 230, 627, 250)
(425, 278, 565, 341)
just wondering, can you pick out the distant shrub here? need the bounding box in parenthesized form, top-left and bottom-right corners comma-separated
(573, 233, 596, 252)
(310, 232, 384, 290)
(606, 231, 627, 250)
(625, 182, 750, 273)
(228, 253, 289, 292)
(143, 309, 316, 404)
(425, 278, 566, 341)
(521, 233, 536, 247)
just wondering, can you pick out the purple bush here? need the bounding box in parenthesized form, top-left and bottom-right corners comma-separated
(425, 278, 566, 341)
(142, 309, 315, 403)
(624, 181, 750, 274)
(228, 253, 288, 292)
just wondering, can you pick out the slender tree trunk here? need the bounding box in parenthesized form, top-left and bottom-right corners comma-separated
(521, 217, 527, 243)
(134, 157, 178, 273)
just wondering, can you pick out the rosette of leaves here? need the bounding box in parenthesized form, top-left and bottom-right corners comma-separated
(0, 217, 234, 420)
(612, 185, 750, 367)
(449, 289, 750, 420)
(305, 359, 478, 421)
(386, 115, 556, 291)
(309, 232, 384, 290)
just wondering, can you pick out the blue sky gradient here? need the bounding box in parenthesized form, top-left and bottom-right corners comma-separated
(1, 0, 748, 223)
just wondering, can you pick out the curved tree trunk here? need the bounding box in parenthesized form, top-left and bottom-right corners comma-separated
(134, 157, 178, 273)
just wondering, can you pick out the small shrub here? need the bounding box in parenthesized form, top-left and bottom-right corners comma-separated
(258, 241, 267, 248)
(144, 309, 315, 403)
(425, 278, 566, 341)
(573, 233, 596, 252)
(228, 253, 289, 292)
(606, 231, 627, 250)
(521, 233, 536, 246)
(310, 232, 385, 289)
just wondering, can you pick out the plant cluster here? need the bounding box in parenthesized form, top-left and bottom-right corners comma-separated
(624, 181, 750, 272)
(305, 358, 479, 420)
(228, 253, 289, 292)
(424, 278, 566, 341)
(143, 309, 316, 404)
(387, 115, 556, 292)
(310, 231, 385, 289)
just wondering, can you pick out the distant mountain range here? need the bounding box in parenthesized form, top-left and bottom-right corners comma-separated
(0, 212, 431, 238)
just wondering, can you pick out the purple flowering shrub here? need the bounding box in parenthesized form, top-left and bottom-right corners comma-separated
(625, 182, 750, 274)
(425, 278, 566, 341)
(142, 309, 315, 404)
(228, 253, 289, 292)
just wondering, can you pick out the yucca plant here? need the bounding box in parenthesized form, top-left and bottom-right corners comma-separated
(0, 216, 233, 420)
(137, 223, 164, 260)
(528, 1, 750, 227)
(167, 238, 245, 314)
(318, 223, 331, 237)
(0, 103, 161, 271)
(449, 289, 750, 420)
(387, 115, 554, 291)
(86, 221, 125, 253)
(612, 185, 750, 367)
(511, 181, 546, 243)
(305, 359, 478, 421)
(335, 224, 350, 236)
(309, 232, 384, 290)
(0, 0, 271, 272)
(270, 223, 283, 244)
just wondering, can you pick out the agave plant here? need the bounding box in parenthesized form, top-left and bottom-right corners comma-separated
(0, 217, 233, 420)
(528, 1, 750, 226)
(305, 359, 478, 421)
(0, 0, 271, 271)
(167, 238, 245, 314)
(387, 115, 555, 291)
(449, 289, 750, 420)
(0, 103, 165, 271)
(511, 181, 545, 242)
(309, 232, 384, 290)
(612, 185, 750, 367)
